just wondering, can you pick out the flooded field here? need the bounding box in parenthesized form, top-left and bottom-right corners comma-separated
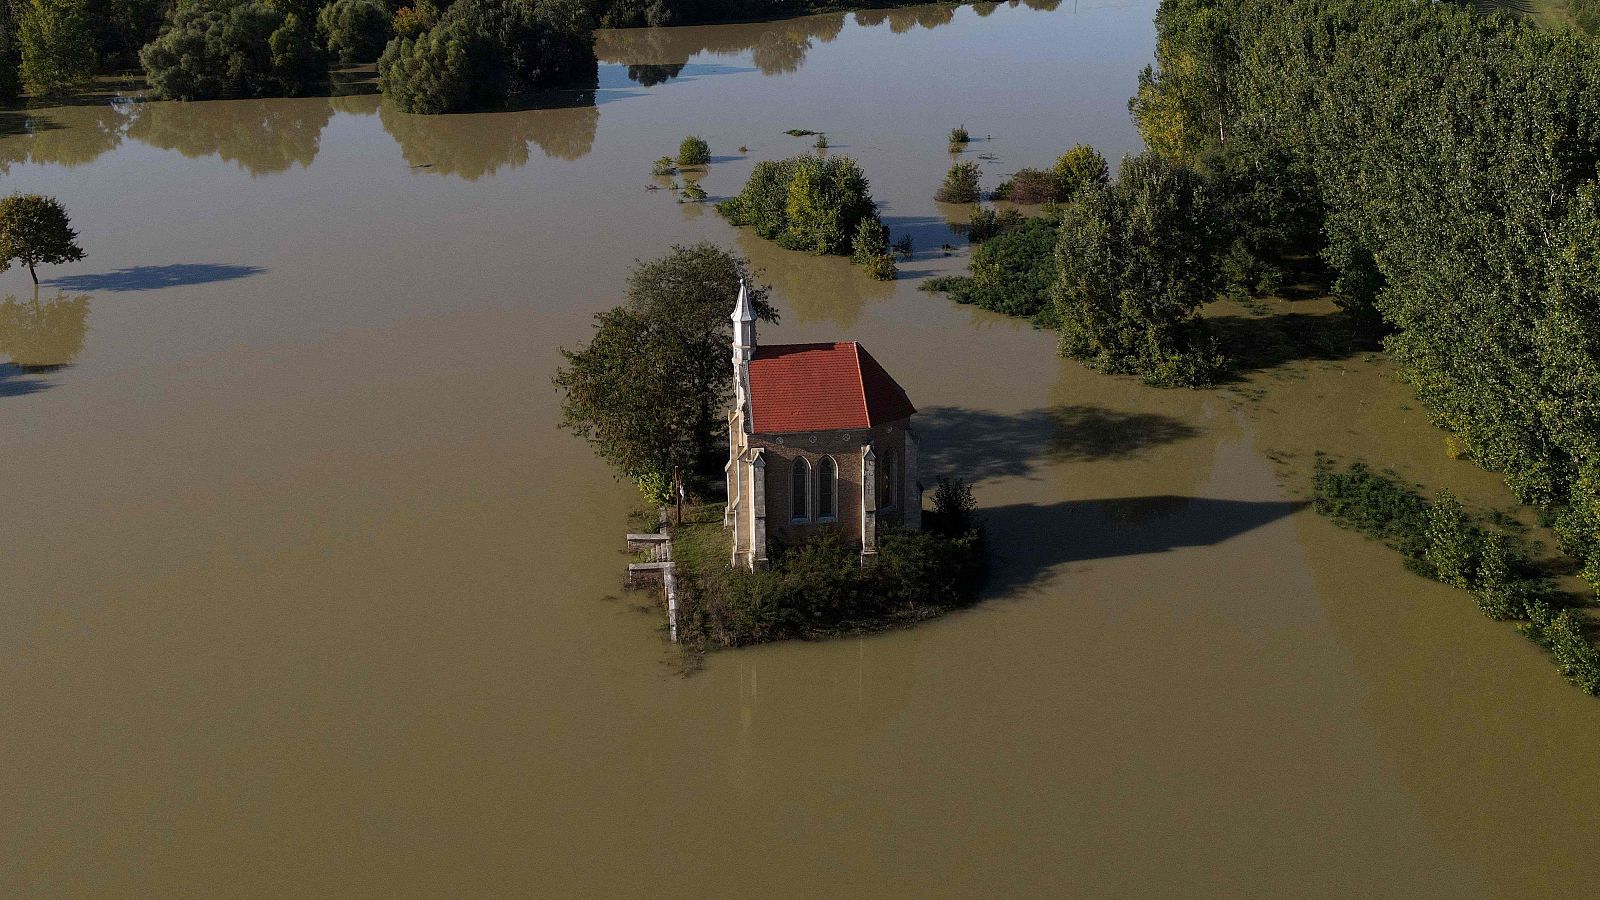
(3, 2, 1598, 896)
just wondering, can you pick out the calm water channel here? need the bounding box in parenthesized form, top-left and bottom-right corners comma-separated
(2, 2, 1598, 896)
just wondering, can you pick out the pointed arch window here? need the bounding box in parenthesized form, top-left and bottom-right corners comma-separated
(818, 456, 838, 521)
(791, 457, 811, 522)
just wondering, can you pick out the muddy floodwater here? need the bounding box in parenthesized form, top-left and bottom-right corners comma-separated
(2, 2, 1598, 896)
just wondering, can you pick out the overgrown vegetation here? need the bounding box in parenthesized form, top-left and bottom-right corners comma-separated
(1133, 0, 1600, 592)
(935, 160, 981, 203)
(923, 212, 1057, 325)
(377, 0, 596, 113)
(1313, 457, 1600, 695)
(318, 0, 393, 64)
(717, 154, 896, 279)
(673, 477, 987, 649)
(139, 0, 327, 100)
(554, 244, 777, 502)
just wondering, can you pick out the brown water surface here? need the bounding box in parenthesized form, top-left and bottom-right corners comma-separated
(3, 3, 1598, 896)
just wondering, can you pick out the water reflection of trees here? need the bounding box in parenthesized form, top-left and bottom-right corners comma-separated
(378, 93, 600, 178)
(0, 105, 129, 172)
(735, 230, 894, 327)
(628, 63, 686, 86)
(0, 291, 89, 370)
(126, 98, 334, 177)
(596, 13, 849, 76)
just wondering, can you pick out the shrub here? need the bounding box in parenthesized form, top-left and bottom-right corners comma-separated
(1314, 456, 1600, 696)
(677, 134, 709, 167)
(140, 0, 327, 100)
(318, 0, 392, 63)
(1052, 144, 1109, 201)
(814, 133, 828, 150)
(377, 0, 596, 114)
(949, 124, 969, 145)
(651, 156, 676, 176)
(965, 206, 1024, 244)
(925, 215, 1058, 326)
(993, 168, 1057, 204)
(719, 154, 889, 278)
(935, 160, 981, 203)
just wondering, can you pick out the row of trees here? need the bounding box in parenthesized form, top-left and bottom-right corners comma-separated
(0, 0, 597, 111)
(1126, 0, 1600, 595)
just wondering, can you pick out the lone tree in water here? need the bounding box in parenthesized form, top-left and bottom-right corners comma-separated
(554, 244, 777, 503)
(0, 194, 84, 284)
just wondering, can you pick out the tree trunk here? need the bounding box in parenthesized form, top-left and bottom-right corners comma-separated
(28, 261, 37, 284)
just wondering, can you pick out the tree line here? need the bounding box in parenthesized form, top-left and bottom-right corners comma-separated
(0, 0, 989, 112)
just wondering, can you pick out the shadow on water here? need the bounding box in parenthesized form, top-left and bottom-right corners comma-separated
(1207, 309, 1378, 380)
(918, 404, 1201, 482)
(45, 264, 263, 292)
(981, 496, 1308, 595)
(880, 214, 961, 265)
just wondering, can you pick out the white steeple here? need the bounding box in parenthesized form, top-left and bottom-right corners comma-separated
(732, 278, 756, 433)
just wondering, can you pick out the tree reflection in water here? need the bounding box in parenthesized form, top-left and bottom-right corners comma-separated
(0, 291, 89, 371)
(0, 104, 130, 173)
(126, 98, 334, 177)
(596, 12, 849, 77)
(378, 90, 601, 178)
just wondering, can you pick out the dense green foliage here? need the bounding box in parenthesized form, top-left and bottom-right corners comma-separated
(554, 244, 777, 498)
(1134, 0, 1600, 591)
(139, 0, 325, 100)
(717, 154, 895, 278)
(935, 160, 981, 203)
(378, 0, 596, 114)
(923, 213, 1057, 325)
(1313, 457, 1600, 695)
(676, 134, 709, 166)
(16, 0, 96, 96)
(1051, 143, 1108, 201)
(317, 0, 391, 63)
(0, 193, 85, 283)
(1053, 151, 1223, 386)
(676, 522, 986, 648)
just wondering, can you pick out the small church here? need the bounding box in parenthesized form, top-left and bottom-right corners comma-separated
(725, 282, 920, 569)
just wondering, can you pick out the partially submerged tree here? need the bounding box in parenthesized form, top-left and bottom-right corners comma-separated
(935, 160, 981, 203)
(719, 154, 893, 278)
(377, 0, 597, 114)
(16, 0, 97, 97)
(139, 0, 328, 100)
(1053, 152, 1223, 386)
(677, 135, 710, 166)
(318, 0, 393, 64)
(554, 244, 777, 500)
(0, 194, 85, 284)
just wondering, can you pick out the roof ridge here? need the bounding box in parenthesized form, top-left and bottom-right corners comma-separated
(851, 341, 869, 428)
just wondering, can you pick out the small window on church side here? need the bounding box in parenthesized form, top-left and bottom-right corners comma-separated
(880, 453, 897, 510)
(792, 457, 811, 522)
(818, 456, 837, 521)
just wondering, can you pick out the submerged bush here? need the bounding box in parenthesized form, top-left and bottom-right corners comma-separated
(377, 0, 596, 114)
(924, 214, 1058, 326)
(965, 206, 1024, 244)
(677, 134, 709, 166)
(318, 0, 392, 63)
(1313, 456, 1600, 696)
(140, 0, 327, 100)
(992, 167, 1058, 204)
(718, 153, 892, 277)
(935, 160, 981, 203)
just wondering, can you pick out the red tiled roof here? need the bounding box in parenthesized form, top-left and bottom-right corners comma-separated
(747, 342, 916, 433)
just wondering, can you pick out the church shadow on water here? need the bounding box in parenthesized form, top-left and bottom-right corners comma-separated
(978, 496, 1309, 596)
